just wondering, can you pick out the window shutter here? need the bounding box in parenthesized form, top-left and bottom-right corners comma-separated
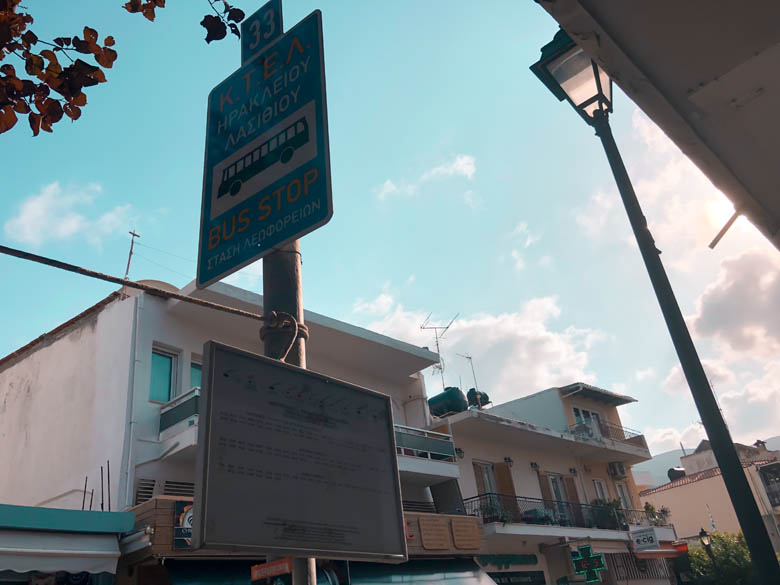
(538, 472, 553, 507)
(494, 462, 520, 520)
(563, 475, 585, 526)
(473, 462, 486, 495)
(494, 462, 516, 497)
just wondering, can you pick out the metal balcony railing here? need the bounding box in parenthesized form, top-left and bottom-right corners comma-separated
(462, 493, 669, 530)
(569, 420, 648, 449)
(159, 387, 200, 433)
(394, 424, 456, 462)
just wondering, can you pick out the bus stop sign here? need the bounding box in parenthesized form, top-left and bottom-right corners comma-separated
(197, 10, 331, 289)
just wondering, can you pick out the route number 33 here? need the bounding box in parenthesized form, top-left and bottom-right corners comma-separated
(249, 8, 276, 50)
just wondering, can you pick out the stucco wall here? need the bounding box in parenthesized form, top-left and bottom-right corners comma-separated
(486, 389, 567, 431)
(642, 466, 780, 546)
(0, 297, 134, 510)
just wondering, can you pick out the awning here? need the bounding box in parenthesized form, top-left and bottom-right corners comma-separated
(349, 560, 497, 585)
(0, 529, 120, 574)
(166, 559, 497, 585)
(569, 540, 629, 555)
(634, 545, 683, 560)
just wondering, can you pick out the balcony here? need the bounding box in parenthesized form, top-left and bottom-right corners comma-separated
(569, 420, 649, 452)
(394, 425, 460, 486)
(463, 493, 670, 531)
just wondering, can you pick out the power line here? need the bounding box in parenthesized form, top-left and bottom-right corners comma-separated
(133, 252, 193, 280)
(0, 243, 264, 322)
(134, 241, 196, 263)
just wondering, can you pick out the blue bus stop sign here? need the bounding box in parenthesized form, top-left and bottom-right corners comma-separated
(197, 10, 331, 289)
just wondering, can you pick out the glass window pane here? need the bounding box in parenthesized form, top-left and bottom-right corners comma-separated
(297, 121, 304, 133)
(287, 127, 295, 139)
(236, 159, 244, 172)
(573, 408, 582, 423)
(190, 363, 202, 389)
(253, 150, 260, 163)
(270, 137, 277, 150)
(547, 46, 599, 109)
(261, 144, 268, 156)
(150, 352, 172, 402)
(278, 133, 286, 145)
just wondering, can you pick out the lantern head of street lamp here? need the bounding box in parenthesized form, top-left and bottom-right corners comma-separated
(530, 28, 613, 125)
(698, 527, 711, 547)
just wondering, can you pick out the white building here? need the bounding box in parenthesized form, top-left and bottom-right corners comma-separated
(0, 280, 681, 584)
(0, 280, 456, 514)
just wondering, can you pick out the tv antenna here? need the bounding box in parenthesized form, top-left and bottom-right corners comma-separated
(457, 352, 479, 393)
(421, 313, 458, 393)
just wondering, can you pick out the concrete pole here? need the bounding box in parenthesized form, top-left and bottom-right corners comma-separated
(591, 111, 780, 583)
(262, 240, 315, 585)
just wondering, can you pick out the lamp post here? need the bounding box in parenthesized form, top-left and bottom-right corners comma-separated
(698, 528, 718, 570)
(530, 29, 780, 584)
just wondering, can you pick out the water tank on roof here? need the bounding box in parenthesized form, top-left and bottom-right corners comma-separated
(428, 387, 468, 417)
(668, 467, 686, 482)
(466, 388, 491, 409)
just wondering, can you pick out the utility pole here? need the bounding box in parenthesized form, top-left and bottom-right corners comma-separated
(121, 230, 140, 299)
(261, 240, 315, 585)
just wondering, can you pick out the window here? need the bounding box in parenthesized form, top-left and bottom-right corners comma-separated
(245, 154, 253, 166)
(573, 406, 602, 429)
(150, 350, 176, 402)
(270, 137, 277, 150)
(228, 166, 235, 178)
(190, 363, 202, 389)
(573, 407, 582, 424)
(261, 144, 268, 156)
(253, 149, 260, 163)
(615, 481, 631, 509)
(593, 479, 607, 501)
(297, 121, 304, 133)
(236, 159, 244, 172)
(287, 127, 295, 139)
(278, 132, 286, 145)
(473, 461, 497, 494)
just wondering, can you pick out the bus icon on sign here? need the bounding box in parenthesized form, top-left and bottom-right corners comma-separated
(209, 100, 318, 220)
(217, 116, 310, 199)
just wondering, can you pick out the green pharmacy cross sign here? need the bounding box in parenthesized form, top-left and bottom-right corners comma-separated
(572, 545, 606, 583)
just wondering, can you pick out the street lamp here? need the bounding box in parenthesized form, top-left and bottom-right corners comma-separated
(530, 28, 780, 584)
(698, 528, 717, 570)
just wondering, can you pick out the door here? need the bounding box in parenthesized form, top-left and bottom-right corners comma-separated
(473, 462, 500, 521)
(549, 475, 571, 525)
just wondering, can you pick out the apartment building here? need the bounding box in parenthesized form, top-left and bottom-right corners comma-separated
(432, 384, 679, 585)
(640, 440, 780, 552)
(0, 279, 680, 584)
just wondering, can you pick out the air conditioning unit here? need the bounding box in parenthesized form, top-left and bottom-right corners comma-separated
(608, 461, 627, 479)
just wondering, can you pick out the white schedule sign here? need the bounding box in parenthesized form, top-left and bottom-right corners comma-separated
(192, 342, 406, 561)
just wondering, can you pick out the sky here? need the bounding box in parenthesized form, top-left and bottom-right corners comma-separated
(1, 0, 778, 456)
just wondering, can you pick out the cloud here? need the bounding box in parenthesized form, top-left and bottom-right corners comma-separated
(355, 293, 604, 405)
(575, 190, 619, 239)
(463, 190, 483, 211)
(691, 250, 780, 360)
(374, 154, 476, 203)
(4, 182, 132, 248)
(420, 154, 476, 181)
(510, 249, 525, 271)
(718, 359, 780, 444)
(635, 367, 655, 381)
(223, 261, 263, 289)
(352, 293, 394, 316)
(373, 179, 417, 201)
(538, 255, 554, 269)
(509, 221, 539, 248)
(643, 423, 707, 455)
(662, 360, 736, 396)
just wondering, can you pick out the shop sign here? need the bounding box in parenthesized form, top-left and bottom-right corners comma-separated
(173, 500, 194, 550)
(630, 526, 658, 551)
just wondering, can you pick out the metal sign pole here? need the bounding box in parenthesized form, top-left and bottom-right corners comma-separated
(261, 240, 314, 585)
